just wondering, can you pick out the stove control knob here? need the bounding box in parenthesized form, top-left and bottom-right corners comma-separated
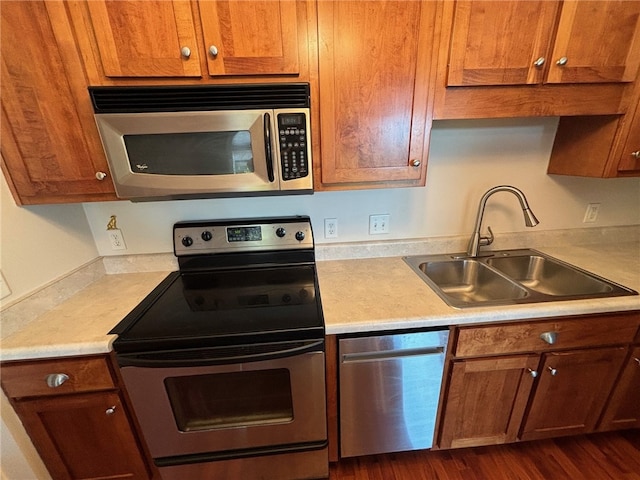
(201, 231, 213, 241)
(276, 227, 286, 238)
(181, 236, 194, 247)
(295, 231, 305, 242)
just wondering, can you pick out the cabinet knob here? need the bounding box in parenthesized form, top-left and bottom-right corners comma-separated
(45, 373, 69, 388)
(409, 159, 421, 167)
(105, 406, 117, 416)
(533, 57, 545, 67)
(209, 45, 219, 57)
(539, 331, 558, 345)
(527, 368, 538, 378)
(556, 56, 568, 66)
(548, 366, 558, 376)
(631, 151, 640, 159)
(95, 171, 107, 181)
(634, 357, 640, 366)
(181, 46, 191, 59)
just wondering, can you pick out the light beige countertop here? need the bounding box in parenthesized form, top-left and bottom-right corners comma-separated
(0, 272, 168, 361)
(1, 237, 639, 362)
(317, 242, 640, 335)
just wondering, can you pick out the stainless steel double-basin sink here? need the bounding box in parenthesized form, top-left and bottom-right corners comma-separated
(403, 249, 637, 308)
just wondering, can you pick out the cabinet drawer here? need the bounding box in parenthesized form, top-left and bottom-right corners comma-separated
(454, 313, 640, 357)
(1, 356, 116, 399)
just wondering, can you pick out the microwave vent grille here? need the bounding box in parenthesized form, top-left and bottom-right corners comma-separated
(89, 83, 310, 113)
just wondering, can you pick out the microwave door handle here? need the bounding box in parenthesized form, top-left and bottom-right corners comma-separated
(264, 112, 275, 182)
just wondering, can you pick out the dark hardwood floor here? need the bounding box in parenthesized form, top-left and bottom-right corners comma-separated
(329, 430, 640, 480)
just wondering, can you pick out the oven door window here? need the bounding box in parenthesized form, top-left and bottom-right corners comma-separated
(164, 369, 293, 432)
(123, 131, 254, 175)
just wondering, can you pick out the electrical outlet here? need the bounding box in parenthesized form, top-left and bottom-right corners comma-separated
(324, 218, 338, 238)
(369, 214, 390, 235)
(583, 203, 601, 223)
(0, 270, 12, 299)
(108, 229, 127, 250)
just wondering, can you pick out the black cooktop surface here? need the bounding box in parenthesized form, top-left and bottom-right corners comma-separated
(111, 263, 324, 353)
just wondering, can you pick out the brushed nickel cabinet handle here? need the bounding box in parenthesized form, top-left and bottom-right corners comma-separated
(556, 56, 568, 66)
(527, 368, 538, 378)
(540, 331, 558, 345)
(105, 406, 117, 415)
(45, 373, 69, 388)
(548, 366, 558, 376)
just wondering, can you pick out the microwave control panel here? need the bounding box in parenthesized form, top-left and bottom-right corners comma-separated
(278, 113, 309, 181)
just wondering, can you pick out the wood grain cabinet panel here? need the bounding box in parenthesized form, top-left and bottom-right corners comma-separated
(199, 0, 301, 76)
(447, 1, 558, 86)
(0, 1, 116, 205)
(13, 392, 151, 480)
(436, 312, 640, 450)
(598, 346, 640, 431)
(438, 355, 539, 449)
(1, 355, 153, 480)
(520, 347, 627, 441)
(436, 0, 640, 118)
(77, 0, 310, 81)
(316, 0, 437, 188)
(86, 0, 202, 78)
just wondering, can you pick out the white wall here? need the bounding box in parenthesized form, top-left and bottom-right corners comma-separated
(83, 118, 640, 256)
(0, 171, 100, 306)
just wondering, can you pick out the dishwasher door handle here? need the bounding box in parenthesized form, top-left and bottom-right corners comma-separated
(341, 346, 444, 364)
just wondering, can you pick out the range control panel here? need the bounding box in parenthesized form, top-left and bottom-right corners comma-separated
(278, 112, 309, 181)
(173, 217, 313, 256)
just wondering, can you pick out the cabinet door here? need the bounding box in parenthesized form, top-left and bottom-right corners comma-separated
(437, 355, 539, 449)
(199, 0, 301, 76)
(447, 1, 559, 86)
(0, 1, 116, 205)
(86, 0, 202, 77)
(520, 347, 627, 441)
(616, 101, 640, 173)
(317, 0, 435, 186)
(14, 391, 151, 480)
(598, 346, 640, 431)
(547, 1, 640, 84)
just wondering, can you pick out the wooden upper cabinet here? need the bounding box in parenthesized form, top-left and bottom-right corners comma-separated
(77, 0, 308, 81)
(447, 0, 640, 87)
(317, 0, 437, 187)
(437, 0, 640, 118)
(199, 0, 300, 76)
(86, 0, 202, 78)
(547, 1, 640, 84)
(615, 99, 640, 173)
(447, 1, 558, 86)
(0, 1, 116, 205)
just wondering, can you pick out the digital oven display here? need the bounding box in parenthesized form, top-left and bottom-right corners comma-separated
(227, 226, 262, 242)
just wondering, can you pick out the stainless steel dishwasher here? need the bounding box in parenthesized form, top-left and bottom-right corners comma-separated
(339, 329, 450, 457)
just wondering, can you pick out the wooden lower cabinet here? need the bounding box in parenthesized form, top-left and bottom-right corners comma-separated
(1, 355, 153, 480)
(13, 391, 150, 480)
(520, 347, 627, 441)
(435, 312, 640, 450)
(598, 346, 640, 431)
(438, 355, 539, 449)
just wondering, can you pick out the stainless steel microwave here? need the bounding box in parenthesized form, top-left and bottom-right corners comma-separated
(89, 84, 313, 201)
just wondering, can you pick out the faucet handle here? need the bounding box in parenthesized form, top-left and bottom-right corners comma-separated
(479, 226, 494, 246)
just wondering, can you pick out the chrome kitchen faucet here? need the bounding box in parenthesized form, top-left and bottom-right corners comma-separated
(467, 185, 539, 257)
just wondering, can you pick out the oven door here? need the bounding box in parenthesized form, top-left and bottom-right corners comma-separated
(119, 349, 327, 459)
(94, 109, 280, 199)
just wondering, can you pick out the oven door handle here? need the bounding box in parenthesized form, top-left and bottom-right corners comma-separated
(264, 112, 275, 182)
(116, 340, 325, 368)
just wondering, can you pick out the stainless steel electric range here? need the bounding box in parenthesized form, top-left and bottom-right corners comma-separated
(109, 216, 328, 480)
